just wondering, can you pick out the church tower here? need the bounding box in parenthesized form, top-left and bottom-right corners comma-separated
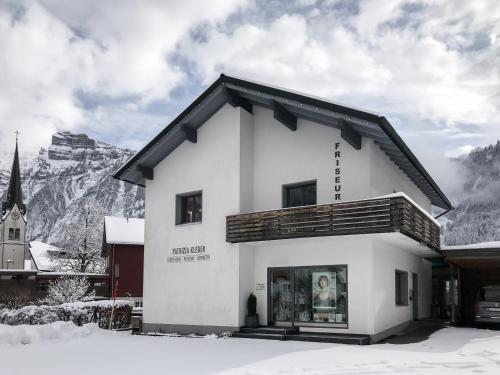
(1, 139, 27, 269)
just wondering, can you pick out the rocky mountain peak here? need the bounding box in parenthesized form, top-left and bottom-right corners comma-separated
(51, 131, 96, 149)
(0, 131, 144, 246)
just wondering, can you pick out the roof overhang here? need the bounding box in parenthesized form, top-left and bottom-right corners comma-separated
(441, 246, 500, 269)
(113, 74, 452, 210)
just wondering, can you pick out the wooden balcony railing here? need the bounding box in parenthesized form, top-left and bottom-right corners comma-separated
(226, 196, 440, 251)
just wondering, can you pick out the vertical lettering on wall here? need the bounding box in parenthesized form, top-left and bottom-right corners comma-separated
(334, 142, 342, 200)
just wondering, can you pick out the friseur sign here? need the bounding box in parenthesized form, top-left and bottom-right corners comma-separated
(167, 246, 210, 263)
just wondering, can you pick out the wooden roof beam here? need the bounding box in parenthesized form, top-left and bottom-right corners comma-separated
(136, 164, 153, 180)
(226, 87, 253, 114)
(273, 100, 297, 131)
(340, 119, 362, 150)
(182, 125, 197, 143)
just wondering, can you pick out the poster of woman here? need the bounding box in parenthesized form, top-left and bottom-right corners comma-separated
(312, 272, 337, 322)
(312, 272, 337, 309)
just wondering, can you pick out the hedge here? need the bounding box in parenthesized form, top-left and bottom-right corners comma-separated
(0, 300, 133, 329)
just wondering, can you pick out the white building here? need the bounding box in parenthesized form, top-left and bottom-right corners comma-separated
(114, 75, 452, 343)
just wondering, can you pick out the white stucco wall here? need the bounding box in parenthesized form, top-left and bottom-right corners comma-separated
(141, 100, 437, 335)
(143, 104, 245, 328)
(252, 235, 375, 335)
(371, 238, 432, 334)
(1, 204, 27, 269)
(369, 140, 431, 212)
(251, 107, 372, 212)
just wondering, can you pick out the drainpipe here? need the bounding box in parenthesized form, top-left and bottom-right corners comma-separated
(111, 244, 115, 300)
(450, 263, 456, 324)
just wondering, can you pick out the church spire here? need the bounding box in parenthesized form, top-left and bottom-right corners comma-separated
(4, 135, 25, 214)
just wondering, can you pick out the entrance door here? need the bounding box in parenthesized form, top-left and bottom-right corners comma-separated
(269, 268, 293, 326)
(412, 273, 419, 320)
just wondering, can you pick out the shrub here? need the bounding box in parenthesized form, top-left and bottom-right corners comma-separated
(43, 276, 96, 305)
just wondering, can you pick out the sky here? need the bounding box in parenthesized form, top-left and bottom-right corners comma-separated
(0, 0, 499, 190)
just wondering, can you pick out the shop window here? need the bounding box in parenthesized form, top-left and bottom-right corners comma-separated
(395, 270, 409, 305)
(294, 265, 347, 325)
(283, 181, 316, 208)
(270, 265, 348, 327)
(176, 191, 202, 224)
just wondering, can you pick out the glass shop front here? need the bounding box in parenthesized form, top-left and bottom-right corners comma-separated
(268, 265, 348, 328)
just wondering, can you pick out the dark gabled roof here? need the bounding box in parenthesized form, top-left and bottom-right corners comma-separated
(113, 74, 453, 210)
(4, 141, 25, 214)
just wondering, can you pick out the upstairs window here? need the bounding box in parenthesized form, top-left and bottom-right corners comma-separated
(283, 181, 317, 208)
(395, 270, 409, 306)
(9, 228, 20, 240)
(176, 191, 202, 224)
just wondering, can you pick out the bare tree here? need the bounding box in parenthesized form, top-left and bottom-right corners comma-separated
(44, 276, 96, 305)
(51, 200, 105, 273)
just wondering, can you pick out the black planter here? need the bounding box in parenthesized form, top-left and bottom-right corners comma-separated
(244, 314, 259, 328)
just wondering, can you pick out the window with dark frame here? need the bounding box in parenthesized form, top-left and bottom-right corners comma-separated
(283, 181, 317, 208)
(176, 191, 202, 224)
(395, 270, 409, 306)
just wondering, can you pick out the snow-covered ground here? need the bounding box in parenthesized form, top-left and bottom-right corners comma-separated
(1, 323, 499, 374)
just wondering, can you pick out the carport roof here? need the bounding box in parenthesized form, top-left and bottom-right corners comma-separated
(113, 74, 452, 210)
(442, 242, 500, 268)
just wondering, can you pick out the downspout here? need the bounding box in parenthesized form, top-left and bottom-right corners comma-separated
(111, 244, 115, 300)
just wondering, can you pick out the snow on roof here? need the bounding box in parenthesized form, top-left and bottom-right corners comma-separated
(29, 241, 61, 271)
(441, 241, 500, 251)
(104, 216, 144, 245)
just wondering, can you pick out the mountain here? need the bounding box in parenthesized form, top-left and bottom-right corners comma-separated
(1, 131, 497, 247)
(441, 141, 500, 246)
(0, 132, 144, 246)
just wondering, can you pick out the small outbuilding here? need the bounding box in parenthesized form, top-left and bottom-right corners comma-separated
(102, 216, 144, 307)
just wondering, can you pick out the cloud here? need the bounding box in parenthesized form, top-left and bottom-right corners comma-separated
(0, 0, 498, 179)
(181, 14, 392, 97)
(445, 145, 476, 158)
(0, 0, 248, 157)
(181, 0, 500, 159)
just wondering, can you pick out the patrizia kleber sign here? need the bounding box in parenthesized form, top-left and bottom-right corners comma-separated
(167, 246, 210, 263)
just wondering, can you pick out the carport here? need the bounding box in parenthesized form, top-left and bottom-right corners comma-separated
(441, 242, 500, 323)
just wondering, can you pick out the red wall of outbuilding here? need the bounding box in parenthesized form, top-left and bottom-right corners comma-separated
(108, 244, 144, 298)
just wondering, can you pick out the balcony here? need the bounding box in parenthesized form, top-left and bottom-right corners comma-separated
(226, 195, 440, 251)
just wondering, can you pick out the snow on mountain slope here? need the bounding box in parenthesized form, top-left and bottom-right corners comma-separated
(0, 132, 144, 246)
(441, 141, 500, 246)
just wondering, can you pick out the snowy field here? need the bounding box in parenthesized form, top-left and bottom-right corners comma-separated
(0, 323, 500, 374)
